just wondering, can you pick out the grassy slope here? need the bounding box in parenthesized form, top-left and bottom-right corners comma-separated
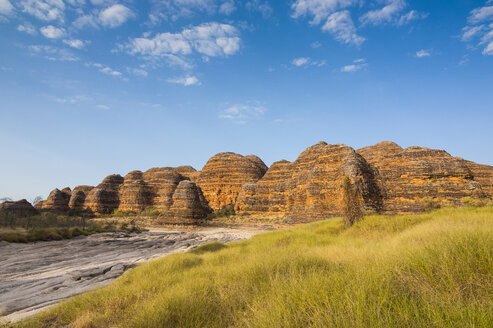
(14, 208, 493, 328)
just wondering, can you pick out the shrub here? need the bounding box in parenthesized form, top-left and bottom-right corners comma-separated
(141, 207, 161, 218)
(421, 197, 441, 212)
(461, 197, 488, 208)
(206, 204, 236, 220)
(341, 176, 364, 228)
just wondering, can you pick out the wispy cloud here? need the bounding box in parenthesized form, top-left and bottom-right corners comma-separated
(461, 2, 493, 56)
(29, 45, 79, 61)
(63, 39, 89, 49)
(340, 58, 367, 72)
(167, 76, 200, 86)
(40, 25, 65, 39)
(415, 49, 431, 58)
(246, 0, 273, 18)
(53, 95, 90, 104)
(291, 57, 325, 67)
(322, 11, 365, 46)
(21, 0, 65, 22)
(17, 23, 37, 35)
(87, 62, 123, 78)
(219, 102, 266, 124)
(97, 104, 110, 110)
(123, 22, 241, 67)
(360, 0, 406, 26)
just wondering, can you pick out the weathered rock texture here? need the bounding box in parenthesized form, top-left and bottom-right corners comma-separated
(357, 142, 487, 213)
(68, 186, 94, 210)
(0, 199, 38, 218)
(35, 188, 71, 214)
(84, 175, 124, 215)
(168, 180, 211, 220)
(34, 141, 493, 221)
(195, 152, 268, 211)
(465, 161, 493, 197)
(237, 142, 382, 220)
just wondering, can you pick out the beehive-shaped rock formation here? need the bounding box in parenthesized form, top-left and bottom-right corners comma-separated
(118, 171, 152, 212)
(196, 152, 268, 211)
(68, 185, 94, 210)
(36, 188, 71, 213)
(169, 180, 211, 220)
(237, 142, 382, 220)
(465, 161, 493, 197)
(84, 175, 124, 215)
(0, 199, 38, 218)
(357, 142, 485, 213)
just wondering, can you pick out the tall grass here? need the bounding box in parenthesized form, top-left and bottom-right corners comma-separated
(13, 207, 493, 328)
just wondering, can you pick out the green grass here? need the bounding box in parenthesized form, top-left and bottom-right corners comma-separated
(12, 207, 493, 328)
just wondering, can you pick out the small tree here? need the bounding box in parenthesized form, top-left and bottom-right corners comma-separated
(31, 196, 43, 206)
(341, 177, 364, 228)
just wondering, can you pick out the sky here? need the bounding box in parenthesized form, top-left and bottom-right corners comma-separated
(0, 0, 492, 201)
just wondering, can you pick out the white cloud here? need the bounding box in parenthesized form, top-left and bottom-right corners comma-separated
(128, 67, 148, 77)
(63, 39, 89, 49)
(167, 76, 200, 86)
(311, 41, 322, 48)
(17, 24, 37, 35)
(54, 95, 89, 104)
(291, 0, 356, 25)
(483, 40, 493, 55)
(0, 0, 13, 15)
(322, 11, 365, 46)
(124, 22, 241, 62)
(398, 10, 428, 26)
(21, 0, 65, 21)
(219, 1, 236, 15)
(292, 57, 310, 67)
(360, 0, 406, 26)
(219, 103, 265, 124)
(97, 104, 110, 110)
(461, 25, 484, 41)
(73, 14, 99, 29)
(246, 0, 273, 18)
(88, 62, 123, 77)
(340, 58, 367, 72)
(468, 5, 493, 24)
(29, 45, 79, 61)
(99, 4, 134, 28)
(291, 57, 325, 67)
(100, 67, 122, 76)
(415, 49, 431, 58)
(40, 25, 65, 39)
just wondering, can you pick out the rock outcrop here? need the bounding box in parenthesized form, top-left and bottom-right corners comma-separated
(118, 171, 152, 212)
(35, 188, 71, 214)
(357, 143, 485, 213)
(195, 152, 268, 211)
(237, 142, 382, 220)
(68, 186, 94, 210)
(85, 175, 124, 215)
(168, 180, 211, 220)
(465, 161, 493, 197)
(0, 199, 38, 218)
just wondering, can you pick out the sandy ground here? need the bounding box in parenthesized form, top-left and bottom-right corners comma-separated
(0, 227, 265, 324)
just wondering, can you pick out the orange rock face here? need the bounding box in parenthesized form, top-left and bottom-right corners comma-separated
(195, 152, 268, 211)
(68, 186, 94, 210)
(168, 180, 211, 220)
(37, 188, 71, 214)
(236, 142, 382, 220)
(357, 143, 486, 213)
(84, 175, 124, 215)
(465, 161, 493, 198)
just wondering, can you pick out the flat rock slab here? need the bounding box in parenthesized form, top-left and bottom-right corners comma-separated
(0, 228, 260, 323)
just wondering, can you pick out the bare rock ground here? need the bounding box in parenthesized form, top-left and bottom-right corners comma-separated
(0, 228, 262, 323)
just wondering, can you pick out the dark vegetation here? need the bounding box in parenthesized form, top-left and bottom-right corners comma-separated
(0, 212, 144, 243)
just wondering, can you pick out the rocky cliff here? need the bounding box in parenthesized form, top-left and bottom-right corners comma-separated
(26, 141, 492, 222)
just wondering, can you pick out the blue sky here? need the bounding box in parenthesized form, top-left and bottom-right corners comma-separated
(0, 0, 492, 201)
